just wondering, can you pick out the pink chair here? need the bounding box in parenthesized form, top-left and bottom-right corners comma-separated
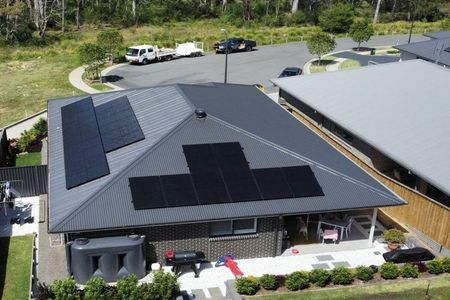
(320, 229, 338, 244)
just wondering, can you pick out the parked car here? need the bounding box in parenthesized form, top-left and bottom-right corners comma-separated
(383, 247, 435, 263)
(125, 42, 204, 65)
(214, 38, 256, 54)
(278, 67, 302, 78)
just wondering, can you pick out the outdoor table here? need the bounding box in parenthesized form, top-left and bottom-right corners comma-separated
(317, 219, 348, 240)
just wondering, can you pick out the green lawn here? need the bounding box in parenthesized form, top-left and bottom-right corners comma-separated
(0, 235, 34, 300)
(338, 59, 361, 70)
(15, 152, 41, 166)
(254, 276, 450, 300)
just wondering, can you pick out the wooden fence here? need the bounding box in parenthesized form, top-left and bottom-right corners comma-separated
(284, 104, 450, 249)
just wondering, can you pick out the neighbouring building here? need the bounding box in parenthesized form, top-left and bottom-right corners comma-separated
(272, 59, 450, 255)
(394, 30, 450, 67)
(47, 83, 405, 283)
(0, 128, 9, 167)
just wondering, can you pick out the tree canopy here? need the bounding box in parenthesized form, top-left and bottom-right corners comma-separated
(97, 29, 124, 64)
(349, 19, 374, 50)
(307, 31, 336, 64)
(319, 3, 355, 33)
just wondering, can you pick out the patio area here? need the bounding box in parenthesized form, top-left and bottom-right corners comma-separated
(0, 196, 39, 238)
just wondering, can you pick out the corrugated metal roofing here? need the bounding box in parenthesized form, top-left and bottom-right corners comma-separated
(424, 30, 450, 40)
(48, 83, 405, 233)
(272, 60, 450, 198)
(394, 38, 450, 66)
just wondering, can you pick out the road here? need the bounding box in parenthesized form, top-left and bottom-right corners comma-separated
(106, 34, 428, 93)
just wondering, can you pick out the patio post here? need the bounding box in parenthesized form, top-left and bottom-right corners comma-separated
(368, 208, 378, 246)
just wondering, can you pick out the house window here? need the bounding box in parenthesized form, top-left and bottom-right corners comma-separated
(209, 218, 257, 237)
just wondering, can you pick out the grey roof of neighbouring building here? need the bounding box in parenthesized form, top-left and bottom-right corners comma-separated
(272, 60, 450, 198)
(424, 30, 450, 39)
(47, 83, 405, 233)
(394, 38, 450, 66)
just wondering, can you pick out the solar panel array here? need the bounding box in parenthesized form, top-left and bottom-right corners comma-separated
(61, 97, 110, 189)
(95, 96, 145, 152)
(61, 96, 145, 189)
(129, 142, 324, 210)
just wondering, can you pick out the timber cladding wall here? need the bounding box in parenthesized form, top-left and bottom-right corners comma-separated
(69, 217, 283, 264)
(284, 103, 450, 250)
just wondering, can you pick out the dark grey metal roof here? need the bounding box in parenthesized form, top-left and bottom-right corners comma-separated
(424, 30, 450, 40)
(48, 83, 405, 233)
(394, 38, 450, 66)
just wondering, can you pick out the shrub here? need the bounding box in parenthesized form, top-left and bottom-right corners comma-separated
(441, 257, 450, 272)
(309, 269, 331, 287)
(285, 271, 310, 291)
(17, 129, 38, 152)
(51, 277, 79, 300)
(235, 276, 260, 295)
(151, 271, 180, 300)
(84, 277, 107, 300)
(427, 259, 444, 274)
(331, 267, 354, 285)
(259, 274, 278, 290)
(380, 262, 400, 279)
(355, 266, 374, 282)
(382, 229, 406, 244)
(401, 263, 419, 278)
(116, 275, 139, 300)
(319, 3, 354, 33)
(32, 118, 48, 137)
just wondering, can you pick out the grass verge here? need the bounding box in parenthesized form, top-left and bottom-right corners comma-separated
(309, 56, 337, 73)
(15, 152, 41, 166)
(0, 235, 34, 300)
(338, 59, 361, 70)
(253, 276, 450, 300)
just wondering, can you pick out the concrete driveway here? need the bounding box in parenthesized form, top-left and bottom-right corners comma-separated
(106, 34, 428, 93)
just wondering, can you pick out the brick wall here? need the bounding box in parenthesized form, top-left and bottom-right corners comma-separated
(68, 217, 283, 264)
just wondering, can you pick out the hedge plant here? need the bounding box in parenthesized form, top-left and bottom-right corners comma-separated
(401, 263, 419, 278)
(116, 275, 139, 300)
(259, 274, 278, 290)
(235, 276, 260, 295)
(84, 277, 107, 300)
(285, 271, 310, 291)
(428, 259, 445, 274)
(355, 265, 374, 282)
(309, 269, 331, 287)
(331, 267, 354, 285)
(441, 257, 450, 273)
(380, 262, 400, 279)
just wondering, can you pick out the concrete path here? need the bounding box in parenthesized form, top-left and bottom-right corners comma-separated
(37, 195, 68, 284)
(68, 67, 100, 94)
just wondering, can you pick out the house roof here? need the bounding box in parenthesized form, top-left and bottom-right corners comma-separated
(394, 38, 450, 66)
(272, 60, 450, 199)
(47, 83, 404, 233)
(423, 30, 450, 40)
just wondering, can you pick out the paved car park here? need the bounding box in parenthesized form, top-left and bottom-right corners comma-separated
(106, 34, 428, 93)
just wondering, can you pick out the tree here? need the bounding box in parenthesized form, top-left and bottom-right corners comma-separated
(97, 28, 123, 64)
(373, 0, 382, 23)
(307, 31, 336, 65)
(319, 3, 354, 33)
(349, 19, 374, 50)
(78, 43, 105, 80)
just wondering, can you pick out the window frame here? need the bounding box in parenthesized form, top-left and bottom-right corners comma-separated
(209, 218, 257, 237)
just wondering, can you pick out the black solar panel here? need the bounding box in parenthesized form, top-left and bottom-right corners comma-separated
(160, 174, 199, 207)
(253, 168, 294, 200)
(281, 166, 324, 197)
(129, 143, 324, 210)
(61, 97, 110, 189)
(95, 96, 145, 152)
(129, 177, 165, 209)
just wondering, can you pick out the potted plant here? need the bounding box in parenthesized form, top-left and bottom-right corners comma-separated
(382, 229, 405, 250)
